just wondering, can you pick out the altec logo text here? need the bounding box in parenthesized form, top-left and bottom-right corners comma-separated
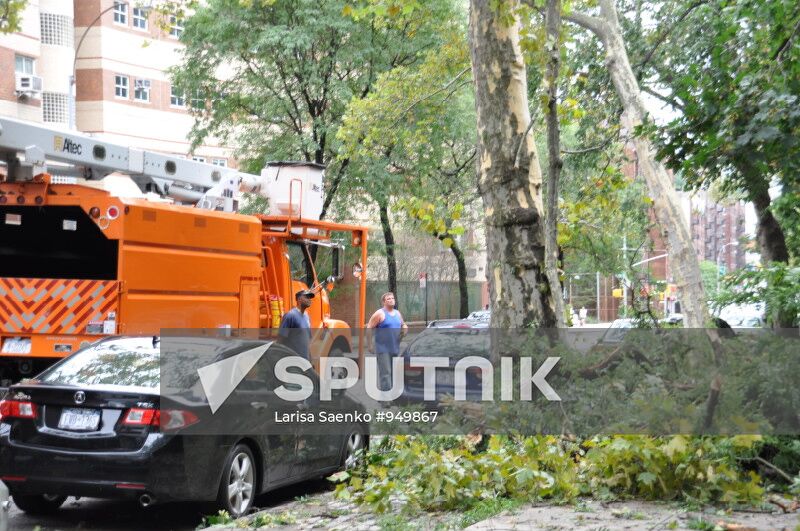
(54, 135, 82, 155)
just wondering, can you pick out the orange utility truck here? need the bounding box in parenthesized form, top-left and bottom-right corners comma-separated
(0, 117, 367, 385)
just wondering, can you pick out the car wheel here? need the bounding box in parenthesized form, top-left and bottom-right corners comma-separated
(217, 444, 256, 518)
(12, 493, 66, 515)
(341, 427, 366, 470)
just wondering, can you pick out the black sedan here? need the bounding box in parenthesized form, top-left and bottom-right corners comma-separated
(401, 327, 490, 403)
(0, 336, 367, 517)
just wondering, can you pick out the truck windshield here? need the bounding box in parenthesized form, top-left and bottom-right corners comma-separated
(287, 241, 315, 287)
(0, 206, 118, 280)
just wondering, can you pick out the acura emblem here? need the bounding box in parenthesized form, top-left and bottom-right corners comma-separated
(74, 391, 86, 404)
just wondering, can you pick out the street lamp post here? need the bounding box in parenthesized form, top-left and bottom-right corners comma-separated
(69, 1, 153, 129)
(716, 242, 738, 293)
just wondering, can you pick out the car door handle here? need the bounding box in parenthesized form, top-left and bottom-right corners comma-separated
(250, 402, 269, 409)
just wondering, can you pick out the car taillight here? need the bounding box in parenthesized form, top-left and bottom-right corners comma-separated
(0, 400, 37, 420)
(122, 408, 199, 430)
(123, 408, 157, 425)
(159, 409, 199, 430)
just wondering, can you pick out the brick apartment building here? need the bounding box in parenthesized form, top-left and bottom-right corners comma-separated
(689, 191, 747, 273)
(589, 147, 747, 321)
(1, 0, 229, 164)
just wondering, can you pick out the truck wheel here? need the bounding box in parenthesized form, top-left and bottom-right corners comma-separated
(12, 494, 66, 515)
(217, 444, 256, 518)
(328, 347, 349, 379)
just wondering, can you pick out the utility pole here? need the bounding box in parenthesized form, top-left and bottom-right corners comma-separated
(596, 271, 601, 322)
(420, 272, 429, 325)
(621, 235, 628, 314)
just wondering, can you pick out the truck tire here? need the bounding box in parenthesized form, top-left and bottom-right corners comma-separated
(328, 347, 350, 379)
(12, 494, 66, 515)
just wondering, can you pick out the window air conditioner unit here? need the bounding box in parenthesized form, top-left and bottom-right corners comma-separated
(15, 74, 43, 95)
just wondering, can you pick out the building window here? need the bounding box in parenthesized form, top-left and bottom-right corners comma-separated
(114, 75, 129, 98)
(169, 15, 184, 38)
(190, 89, 204, 109)
(113, 2, 128, 25)
(132, 7, 148, 29)
(170, 86, 185, 107)
(43, 92, 69, 124)
(212, 158, 227, 167)
(134, 79, 151, 102)
(15, 55, 35, 74)
(192, 156, 206, 163)
(40, 13, 74, 47)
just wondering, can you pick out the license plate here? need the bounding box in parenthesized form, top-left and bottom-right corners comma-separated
(58, 408, 100, 431)
(1, 337, 31, 354)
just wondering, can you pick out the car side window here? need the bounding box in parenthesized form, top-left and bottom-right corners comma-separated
(258, 344, 319, 396)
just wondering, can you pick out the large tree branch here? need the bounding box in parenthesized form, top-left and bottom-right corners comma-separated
(634, 0, 709, 72)
(320, 157, 350, 220)
(640, 84, 685, 111)
(243, 59, 304, 136)
(561, 135, 615, 155)
(772, 11, 800, 62)
(563, 11, 610, 40)
(389, 67, 471, 129)
(273, 59, 307, 140)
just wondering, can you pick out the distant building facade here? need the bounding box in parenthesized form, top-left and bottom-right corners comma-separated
(0, 0, 229, 164)
(0, 0, 70, 124)
(688, 191, 747, 272)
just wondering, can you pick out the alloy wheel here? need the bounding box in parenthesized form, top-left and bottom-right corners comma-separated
(226, 451, 254, 516)
(344, 431, 364, 469)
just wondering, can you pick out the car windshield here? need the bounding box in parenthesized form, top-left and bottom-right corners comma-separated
(467, 310, 491, 321)
(39, 337, 160, 390)
(407, 330, 489, 360)
(601, 319, 634, 342)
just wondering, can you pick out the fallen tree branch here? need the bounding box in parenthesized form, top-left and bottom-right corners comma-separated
(751, 457, 795, 483)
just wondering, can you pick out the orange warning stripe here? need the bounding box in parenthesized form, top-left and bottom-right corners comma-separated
(0, 278, 119, 335)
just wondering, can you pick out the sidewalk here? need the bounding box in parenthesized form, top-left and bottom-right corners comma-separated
(466, 500, 800, 530)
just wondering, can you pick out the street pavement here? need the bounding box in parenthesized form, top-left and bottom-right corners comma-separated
(8, 478, 331, 530)
(466, 500, 800, 530)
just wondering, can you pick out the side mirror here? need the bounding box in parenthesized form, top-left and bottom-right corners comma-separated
(326, 275, 336, 292)
(332, 245, 344, 280)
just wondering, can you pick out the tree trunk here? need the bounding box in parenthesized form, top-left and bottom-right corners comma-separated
(448, 241, 470, 318)
(567, 0, 708, 328)
(742, 168, 792, 327)
(544, 0, 567, 327)
(468, 0, 557, 339)
(320, 159, 349, 221)
(378, 199, 398, 300)
(745, 173, 790, 264)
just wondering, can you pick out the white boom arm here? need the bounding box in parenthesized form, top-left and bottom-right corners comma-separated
(0, 116, 261, 212)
